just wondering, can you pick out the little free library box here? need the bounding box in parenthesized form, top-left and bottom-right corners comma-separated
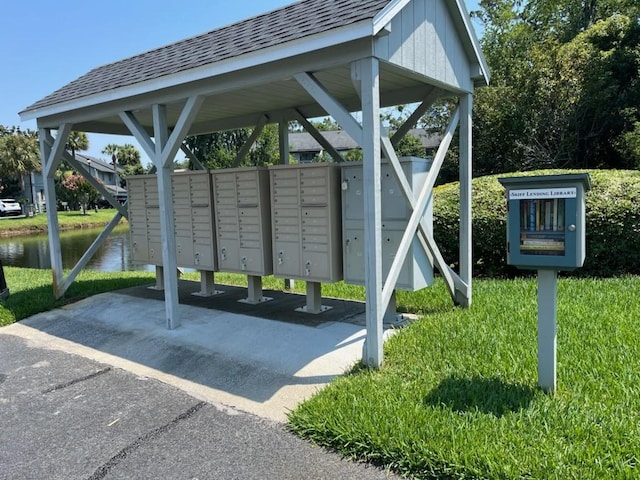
(499, 174, 591, 271)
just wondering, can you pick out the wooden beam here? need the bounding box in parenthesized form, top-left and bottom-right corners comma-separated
(291, 109, 344, 163)
(294, 72, 363, 146)
(43, 124, 72, 178)
(39, 128, 64, 298)
(380, 109, 465, 307)
(180, 144, 205, 170)
(161, 95, 205, 169)
(59, 212, 123, 294)
(390, 87, 440, 147)
(232, 114, 269, 167)
(119, 111, 156, 160)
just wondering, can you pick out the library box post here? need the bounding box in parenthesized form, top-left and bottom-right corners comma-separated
(498, 174, 591, 271)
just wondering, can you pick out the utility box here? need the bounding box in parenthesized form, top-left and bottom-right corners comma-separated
(498, 174, 591, 271)
(211, 167, 272, 275)
(127, 174, 162, 265)
(269, 163, 342, 283)
(341, 157, 434, 290)
(171, 170, 217, 270)
(127, 171, 217, 270)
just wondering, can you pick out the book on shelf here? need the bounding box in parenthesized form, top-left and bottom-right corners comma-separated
(520, 198, 566, 233)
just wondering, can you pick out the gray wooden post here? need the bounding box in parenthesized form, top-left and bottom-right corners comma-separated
(458, 93, 473, 307)
(360, 57, 384, 367)
(39, 125, 71, 299)
(538, 269, 558, 393)
(153, 104, 181, 329)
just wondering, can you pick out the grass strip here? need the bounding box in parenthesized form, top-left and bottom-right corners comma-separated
(0, 209, 126, 237)
(287, 276, 640, 479)
(0, 267, 154, 327)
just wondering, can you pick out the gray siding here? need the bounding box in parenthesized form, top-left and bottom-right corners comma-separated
(375, 0, 473, 92)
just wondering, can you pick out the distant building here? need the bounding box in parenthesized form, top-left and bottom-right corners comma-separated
(74, 153, 127, 203)
(21, 153, 127, 213)
(288, 128, 442, 163)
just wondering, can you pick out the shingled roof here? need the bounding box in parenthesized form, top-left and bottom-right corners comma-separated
(23, 0, 390, 114)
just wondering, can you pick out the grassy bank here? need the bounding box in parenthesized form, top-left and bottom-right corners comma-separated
(0, 209, 126, 237)
(288, 276, 640, 479)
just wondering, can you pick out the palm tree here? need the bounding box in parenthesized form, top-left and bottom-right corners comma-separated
(0, 127, 41, 199)
(65, 131, 89, 161)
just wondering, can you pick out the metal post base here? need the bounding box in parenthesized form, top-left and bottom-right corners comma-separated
(148, 265, 165, 291)
(295, 281, 331, 314)
(192, 270, 224, 297)
(238, 275, 273, 305)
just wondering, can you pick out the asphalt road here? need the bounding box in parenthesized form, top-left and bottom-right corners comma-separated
(0, 333, 398, 480)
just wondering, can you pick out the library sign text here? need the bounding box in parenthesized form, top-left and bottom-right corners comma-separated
(509, 188, 577, 200)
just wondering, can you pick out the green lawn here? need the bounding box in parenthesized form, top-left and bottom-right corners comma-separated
(288, 276, 640, 479)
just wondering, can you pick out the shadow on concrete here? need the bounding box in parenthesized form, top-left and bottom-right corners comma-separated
(19, 280, 374, 407)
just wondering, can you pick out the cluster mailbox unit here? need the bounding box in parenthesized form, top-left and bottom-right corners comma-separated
(269, 163, 342, 313)
(127, 172, 217, 272)
(211, 167, 272, 276)
(127, 174, 162, 266)
(211, 166, 273, 304)
(341, 157, 434, 292)
(127, 159, 437, 314)
(499, 173, 591, 393)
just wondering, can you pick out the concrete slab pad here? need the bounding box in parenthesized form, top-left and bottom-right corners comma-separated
(4, 281, 396, 422)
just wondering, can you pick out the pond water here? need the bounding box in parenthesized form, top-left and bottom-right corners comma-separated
(0, 225, 153, 272)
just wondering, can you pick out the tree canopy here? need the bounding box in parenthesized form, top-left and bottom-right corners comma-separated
(471, 0, 640, 176)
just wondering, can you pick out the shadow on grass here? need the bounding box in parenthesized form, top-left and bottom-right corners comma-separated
(424, 375, 537, 417)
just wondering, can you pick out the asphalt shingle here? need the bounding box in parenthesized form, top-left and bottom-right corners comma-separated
(23, 0, 390, 114)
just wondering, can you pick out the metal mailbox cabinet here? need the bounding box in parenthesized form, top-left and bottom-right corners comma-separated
(127, 171, 217, 270)
(127, 174, 162, 265)
(211, 167, 272, 275)
(171, 170, 217, 270)
(341, 157, 434, 290)
(270, 163, 342, 283)
(498, 173, 591, 270)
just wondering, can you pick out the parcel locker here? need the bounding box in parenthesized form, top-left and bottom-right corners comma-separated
(340, 157, 434, 291)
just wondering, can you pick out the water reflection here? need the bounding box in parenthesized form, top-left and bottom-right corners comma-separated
(0, 225, 153, 272)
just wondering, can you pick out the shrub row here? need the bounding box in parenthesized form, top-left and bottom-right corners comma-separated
(432, 169, 640, 277)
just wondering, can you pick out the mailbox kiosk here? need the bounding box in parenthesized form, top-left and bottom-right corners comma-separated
(499, 173, 591, 393)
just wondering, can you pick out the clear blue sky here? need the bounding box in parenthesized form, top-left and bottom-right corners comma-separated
(0, 0, 480, 166)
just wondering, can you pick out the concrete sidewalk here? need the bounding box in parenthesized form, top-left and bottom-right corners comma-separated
(3, 281, 388, 423)
(0, 281, 401, 479)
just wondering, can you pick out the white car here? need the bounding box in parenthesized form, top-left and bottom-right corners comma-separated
(0, 199, 22, 216)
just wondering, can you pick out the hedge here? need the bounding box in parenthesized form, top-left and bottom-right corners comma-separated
(433, 169, 640, 277)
